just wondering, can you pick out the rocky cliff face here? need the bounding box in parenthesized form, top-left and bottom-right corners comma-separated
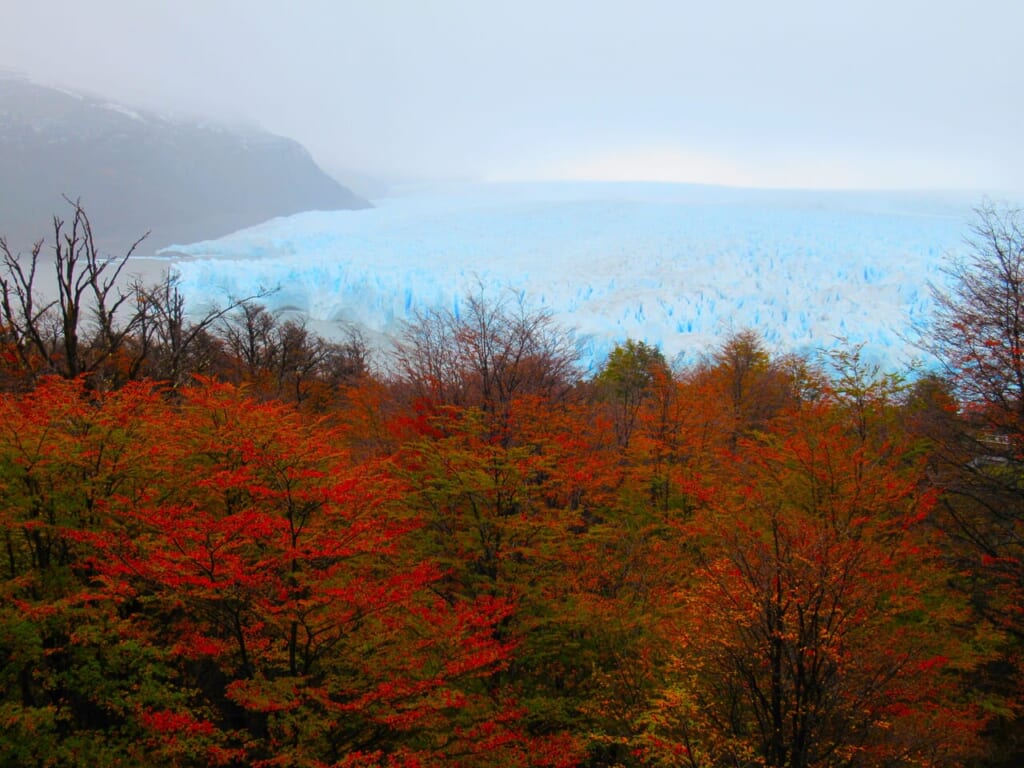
(0, 76, 369, 255)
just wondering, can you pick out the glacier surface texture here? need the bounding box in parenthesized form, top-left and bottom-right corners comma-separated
(164, 181, 983, 371)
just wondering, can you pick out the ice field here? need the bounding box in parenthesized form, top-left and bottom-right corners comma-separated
(163, 181, 983, 370)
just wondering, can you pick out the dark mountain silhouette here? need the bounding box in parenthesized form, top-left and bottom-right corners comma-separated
(0, 75, 370, 255)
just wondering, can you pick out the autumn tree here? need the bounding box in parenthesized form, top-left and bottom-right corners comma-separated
(636, 368, 984, 768)
(0, 378, 192, 765)
(686, 330, 810, 452)
(104, 380, 578, 765)
(394, 338, 678, 763)
(0, 377, 579, 766)
(917, 202, 1024, 764)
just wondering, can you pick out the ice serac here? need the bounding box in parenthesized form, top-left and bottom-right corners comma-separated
(165, 181, 979, 370)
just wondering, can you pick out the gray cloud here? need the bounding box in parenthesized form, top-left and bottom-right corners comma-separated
(2, 0, 1021, 190)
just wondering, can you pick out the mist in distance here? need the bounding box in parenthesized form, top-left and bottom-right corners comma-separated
(2, 0, 1021, 194)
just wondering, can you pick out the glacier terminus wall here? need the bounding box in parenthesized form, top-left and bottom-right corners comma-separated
(161, 181, 984, 371)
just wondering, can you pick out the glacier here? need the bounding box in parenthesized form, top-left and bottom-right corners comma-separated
(160, 181, 985, 372)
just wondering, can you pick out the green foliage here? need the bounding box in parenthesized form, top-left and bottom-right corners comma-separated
(595, 340, 670, 449)
(597, 339, 669, 396)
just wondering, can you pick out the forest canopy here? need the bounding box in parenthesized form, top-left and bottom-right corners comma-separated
(0, 204, 1022, 767)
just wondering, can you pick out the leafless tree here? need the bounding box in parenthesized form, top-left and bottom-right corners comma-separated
(220, 302, 280, 380)
(922, 204, 1024, 547)
(928, 202, 1024, 422)
(220, 304, 368, 404)
(130, 272, 267, 388)
(916, 202, 1024, 762)
(393, 290, 581, 413)
(0, 199, 270, 389)
(0, 198, 147, 380)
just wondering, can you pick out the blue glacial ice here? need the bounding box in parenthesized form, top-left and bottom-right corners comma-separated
(162, 181, 985, 371)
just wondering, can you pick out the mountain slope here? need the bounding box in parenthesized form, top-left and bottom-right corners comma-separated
(0, 76, 369, 254)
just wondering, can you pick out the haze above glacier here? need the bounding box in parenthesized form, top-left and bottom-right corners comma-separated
(3, 2, 1021, 192)
(164, 181, 981, 371)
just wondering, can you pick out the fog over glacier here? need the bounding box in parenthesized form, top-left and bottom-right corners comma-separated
(163, 182, 981, 371)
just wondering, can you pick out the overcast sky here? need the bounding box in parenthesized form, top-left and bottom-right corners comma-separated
(2, 0, 1021, 191)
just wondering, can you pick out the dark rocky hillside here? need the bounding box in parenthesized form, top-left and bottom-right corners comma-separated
(0, 76, 369, 255)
